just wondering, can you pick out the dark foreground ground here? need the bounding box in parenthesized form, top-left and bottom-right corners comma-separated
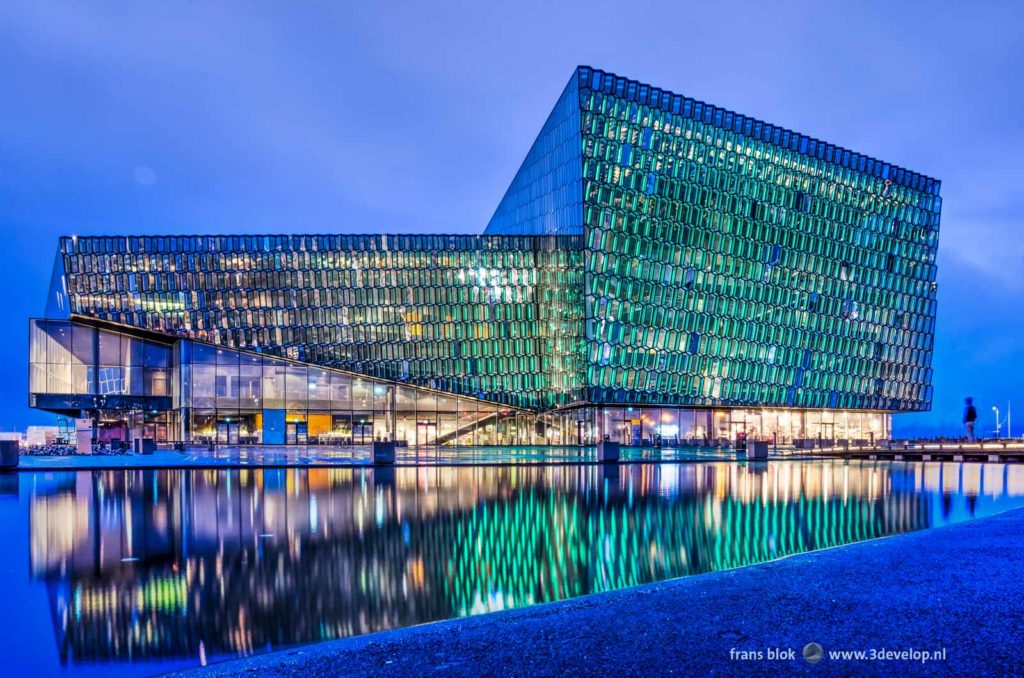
(188, 508, 1024, 677)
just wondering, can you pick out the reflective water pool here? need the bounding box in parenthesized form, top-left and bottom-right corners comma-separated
(2, 461, 1022, 676)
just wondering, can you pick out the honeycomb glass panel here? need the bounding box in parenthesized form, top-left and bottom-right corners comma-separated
(578, 67, 940, 412)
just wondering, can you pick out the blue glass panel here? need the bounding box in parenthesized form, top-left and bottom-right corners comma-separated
(262, 409, 286, 445)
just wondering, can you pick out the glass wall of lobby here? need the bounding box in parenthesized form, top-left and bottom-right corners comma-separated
(30, 320, 891, 448)
(587, 407, 890, 446)
(176, 342, 890, 447)
(180, 341, 544, 446)
(29, 319, 176, 446)
(29, 319, 172, 400)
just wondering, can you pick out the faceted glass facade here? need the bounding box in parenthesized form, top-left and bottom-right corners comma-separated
(577, 67, 940, 412)
(58, 234, 584, 410)
(33, 66, 941, 445)
(486, 73, 583, 236)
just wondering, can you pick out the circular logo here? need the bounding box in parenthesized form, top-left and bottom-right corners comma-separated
(803, 642, 824, 664)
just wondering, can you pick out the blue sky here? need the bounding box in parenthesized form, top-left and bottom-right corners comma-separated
(1, 1, 1022, 436)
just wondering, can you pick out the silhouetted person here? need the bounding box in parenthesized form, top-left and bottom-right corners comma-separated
(964, 397, 978, 442)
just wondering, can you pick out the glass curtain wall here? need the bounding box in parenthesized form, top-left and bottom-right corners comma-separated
(58, 234, 586, 411)
(29, 319, 171, 398)
(578, 66, 939, 413)
(179, 340, 541, 446)
(31, 320, 891, 449)
(29, 319, 175, 444)
(587, 406, 889, 446)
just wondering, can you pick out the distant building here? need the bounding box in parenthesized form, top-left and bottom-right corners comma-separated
(29, 66, 941, 447)
(26, 425, 60, 447)
(0, 426, 60, 447)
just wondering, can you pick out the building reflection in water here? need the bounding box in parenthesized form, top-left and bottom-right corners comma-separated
(24, 462, 1024, 668)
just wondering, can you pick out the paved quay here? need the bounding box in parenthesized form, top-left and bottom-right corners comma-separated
(184, 507, 1024, 677)
(13, 445, 801, 470)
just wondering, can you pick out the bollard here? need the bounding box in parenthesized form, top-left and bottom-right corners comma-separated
(134, 438, 156, 455)
(0, 440, 18, 469)
(745, 440, 769, 459)
(373, 440, 396, 465)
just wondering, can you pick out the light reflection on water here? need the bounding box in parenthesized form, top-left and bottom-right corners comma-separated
(3, 460, 1023, 675)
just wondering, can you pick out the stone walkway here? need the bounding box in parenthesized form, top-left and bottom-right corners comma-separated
(13, 444, 801, 469)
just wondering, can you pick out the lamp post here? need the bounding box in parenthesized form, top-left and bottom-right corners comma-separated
(993, 406, 1001, 439)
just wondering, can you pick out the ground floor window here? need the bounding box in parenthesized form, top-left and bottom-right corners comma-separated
(65, 406, 891, 448)
(586, 407, 889, 446)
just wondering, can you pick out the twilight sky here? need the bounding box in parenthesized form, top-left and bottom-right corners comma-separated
(1, 1, 1022, 436)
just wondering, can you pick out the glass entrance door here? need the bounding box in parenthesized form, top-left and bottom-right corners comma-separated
(628, 419, 642, 446)
(353, 420, 374, 444)
(143, 423, 169, 443)
(286, 422, 308, 445)
(216, 422, 239, 445)
(416, 422, 437, 446)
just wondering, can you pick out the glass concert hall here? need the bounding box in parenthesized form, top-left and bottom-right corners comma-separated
(29, 66, 941, 448)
